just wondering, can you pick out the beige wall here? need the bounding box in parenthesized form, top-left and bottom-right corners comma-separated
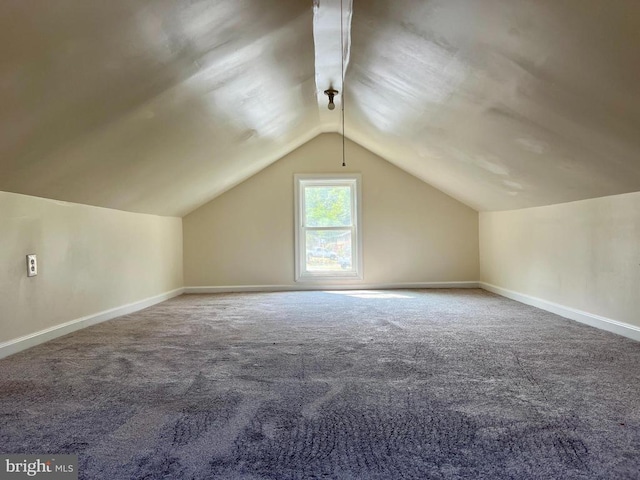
(184, 133, 479, 287)
(480, 191, 640, 327)
(0, 191, 183, 344)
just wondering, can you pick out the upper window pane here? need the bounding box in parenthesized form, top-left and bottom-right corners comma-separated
(304, 186, 352, 227)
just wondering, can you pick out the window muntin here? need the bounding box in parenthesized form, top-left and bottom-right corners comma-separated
(295, 175, 362, 281)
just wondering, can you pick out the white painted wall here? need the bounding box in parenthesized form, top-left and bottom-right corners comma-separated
(0, 191, 183, 345)
(184, 133, 479, 288)
(480, 191, 640, 328)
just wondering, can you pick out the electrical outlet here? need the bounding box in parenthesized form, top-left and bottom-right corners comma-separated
(26, 254, 37, 277)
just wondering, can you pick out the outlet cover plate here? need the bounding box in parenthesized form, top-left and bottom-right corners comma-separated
(26, 254, 37, 277)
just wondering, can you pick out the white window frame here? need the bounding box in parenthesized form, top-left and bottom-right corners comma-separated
(294, 174, 363, 282)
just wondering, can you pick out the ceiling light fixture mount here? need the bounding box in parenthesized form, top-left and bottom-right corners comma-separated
(324, 88, 339, 110)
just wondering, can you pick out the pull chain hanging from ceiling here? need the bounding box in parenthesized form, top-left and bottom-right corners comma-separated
(341, 0, 346, 167)
(322, 0, 347, 167)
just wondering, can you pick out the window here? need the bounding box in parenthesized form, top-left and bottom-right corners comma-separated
(294, 174, 362, 282)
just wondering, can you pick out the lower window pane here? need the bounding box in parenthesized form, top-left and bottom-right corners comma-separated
(305, 230, 353, 273)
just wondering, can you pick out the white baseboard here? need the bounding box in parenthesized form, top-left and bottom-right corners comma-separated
(185, 281, 479, 294)
(480, 282, 640, 342)
(0, 288, 184, 359)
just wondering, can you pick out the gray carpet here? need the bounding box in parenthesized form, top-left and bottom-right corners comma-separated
(1, 289, 639, 479)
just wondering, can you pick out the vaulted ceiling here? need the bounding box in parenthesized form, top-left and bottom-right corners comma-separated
(1, 0, 640, 216)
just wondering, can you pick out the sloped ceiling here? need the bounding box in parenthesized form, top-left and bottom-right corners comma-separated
(1, 0, 640, 216)
(347, 0, 640, 211)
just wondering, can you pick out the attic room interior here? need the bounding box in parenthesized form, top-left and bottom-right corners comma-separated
(1, 0, 639, 478)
